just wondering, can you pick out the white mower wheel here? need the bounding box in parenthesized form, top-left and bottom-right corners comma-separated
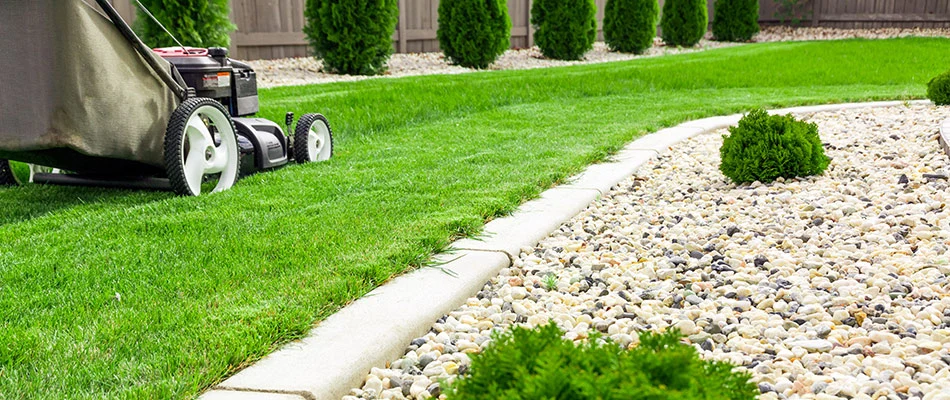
(164, 98, 240, 196)
(293, 113, 333, 163)
(0, 160, 17, 186)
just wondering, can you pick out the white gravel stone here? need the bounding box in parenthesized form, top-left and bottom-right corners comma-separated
(347, 103, 950, 399)
(786, 339, 834, 353)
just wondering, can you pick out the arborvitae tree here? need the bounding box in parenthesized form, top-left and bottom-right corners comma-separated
(712, 0, 759, 42)
(720, 109, 830, 184)
(928, 70, 950, 106)
(304, 0, 399, 75)
(134, 0, 235, 48)
(438, 0, 511, 69)
(604, 0, 659, 54)
(660, 0, 708, 47)
(530, 0, 597, 60)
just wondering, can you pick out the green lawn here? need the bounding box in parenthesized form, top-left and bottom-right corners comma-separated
(1, 38, 948, 398)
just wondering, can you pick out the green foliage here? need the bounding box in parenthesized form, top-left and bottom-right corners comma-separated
(660, 0, 708, 47)
(134, 0, 235, 48)
(446, 323, 757, 399)
(603, 0, 659, 54)
(541, 273, 558, 290)
(927, 70, 950, 105)
(531, 0, 598, 60)
(304, 0, 399, 75)
(773, 0, 812, 25)
(437, 0, 512, 69)
(720, 109, 830, 184)
(712, 0, 759, 42)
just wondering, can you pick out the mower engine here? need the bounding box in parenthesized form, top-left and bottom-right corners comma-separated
(155, 47, 306, 176)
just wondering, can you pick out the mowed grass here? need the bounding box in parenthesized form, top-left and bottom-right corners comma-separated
(1, 38, 948, 398)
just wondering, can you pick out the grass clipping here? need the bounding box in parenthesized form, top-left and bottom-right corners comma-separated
(445, 323, 757, 399)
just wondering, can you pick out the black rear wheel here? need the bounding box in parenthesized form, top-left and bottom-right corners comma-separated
(0, 160, 18, 186)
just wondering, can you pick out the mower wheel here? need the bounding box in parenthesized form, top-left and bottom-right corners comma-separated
(0, 160, 17, 186)
(164, 98, 240, 196)
(293, 113, 333, 163)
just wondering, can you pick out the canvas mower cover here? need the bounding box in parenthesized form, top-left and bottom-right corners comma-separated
(0, 0, 181, 175)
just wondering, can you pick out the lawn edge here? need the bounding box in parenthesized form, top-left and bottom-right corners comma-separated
(201, 99, 929, 400)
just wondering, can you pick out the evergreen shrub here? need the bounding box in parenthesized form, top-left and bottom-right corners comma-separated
(720, 109, 831, 184)
(437, 0, 511, 69)
(530, 0, 597, 60)
(927, 70, 950, 106)
(712, 0, 759, 42)
(446, 323, 757, 399)
(304, 0, 399, 75)
(603, 0, 659, 54)
(134, 0, 235, 48)
(660, 0, 708, 47)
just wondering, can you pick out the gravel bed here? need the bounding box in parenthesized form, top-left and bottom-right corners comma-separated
(249, 27, 950, 88)
(345, 104, 950, 400)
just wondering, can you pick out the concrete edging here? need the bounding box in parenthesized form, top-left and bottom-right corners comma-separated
(200, 99, 930, 400)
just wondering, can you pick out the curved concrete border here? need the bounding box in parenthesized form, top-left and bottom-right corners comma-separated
(200, 99, 930, 400)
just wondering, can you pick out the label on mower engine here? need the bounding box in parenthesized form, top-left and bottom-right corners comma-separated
(202, 72, 231, 88)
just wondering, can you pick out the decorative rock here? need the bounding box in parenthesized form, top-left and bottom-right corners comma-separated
(787, 339, 834, 353)
(422, 363, 445, 377)
(674, 319, 699, 336)
(364, 375, 384, 395)
(427, 383, 441, 397)
(418, 355, 435, 369)
(510, 287, 528, 300)
(409, 380, 429, 397)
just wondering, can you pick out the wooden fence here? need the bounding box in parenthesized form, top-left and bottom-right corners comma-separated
(109, 0, 950, 60)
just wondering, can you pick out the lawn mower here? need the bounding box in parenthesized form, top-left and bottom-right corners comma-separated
(0, 0, 332, 196)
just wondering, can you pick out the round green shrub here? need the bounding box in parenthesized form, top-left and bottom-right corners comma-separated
(712, 0, 759, 42)
(530, 0, 597, 61)
(304, 0, 399, 75)
(437, 0, 511, 69)
(927, 70, 950, 106)
(446, 323, 757, 399)
(720, 109, 831, 184)
(660, 0, 708, 47)
(134, 0, 235, 48)
(603, 0, 659, 54)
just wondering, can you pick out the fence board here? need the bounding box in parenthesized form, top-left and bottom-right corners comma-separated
(822, 13, 950, 22)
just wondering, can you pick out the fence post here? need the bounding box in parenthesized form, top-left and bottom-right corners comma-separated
(397, 0, 407, 53)
(526, 0, 533, 47)
(812, 0, 820, 26)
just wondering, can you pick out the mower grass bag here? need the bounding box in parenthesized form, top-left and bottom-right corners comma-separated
(0, 0, 178, 175)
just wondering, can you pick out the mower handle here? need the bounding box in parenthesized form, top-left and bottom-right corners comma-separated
(93, 0, 188, 101)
